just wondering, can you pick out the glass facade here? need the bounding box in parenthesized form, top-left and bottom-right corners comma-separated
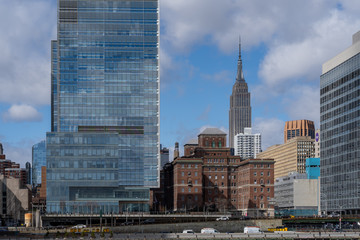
(32, 140, 46, 186)
(320, 51, 360, 214)
(305, 158, 320, 180)
(47, 0, 159, 214)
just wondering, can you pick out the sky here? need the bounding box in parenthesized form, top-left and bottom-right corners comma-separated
(1, 0, 360, 166)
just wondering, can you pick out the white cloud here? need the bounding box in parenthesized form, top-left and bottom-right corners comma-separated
(253, 118, 285, 151)
(259, 10, 360, 90)
(0, 0, 56, 106)
(283, 85, 320, 128)
(3, 104, 42, 122)
(161, 0, 338, 53)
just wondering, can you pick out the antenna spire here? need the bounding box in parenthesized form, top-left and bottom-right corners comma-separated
(239, 35, 241, 59)
(236, 35, 244, 82)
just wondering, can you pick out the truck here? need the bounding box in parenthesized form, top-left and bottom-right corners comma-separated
(201, 228, 220, 233)
(244, 226, 260, 233)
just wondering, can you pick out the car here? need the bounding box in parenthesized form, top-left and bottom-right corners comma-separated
(201, 228, 219, 234)
(71, 224, 86, 229)
(55, 225, 67, 229)
(216, 216, 229, 221)
(182, 229, 195, 233)
(142, 218, 155, 224)
(121, 221, 134, 226)
(43, 225, 55, 230)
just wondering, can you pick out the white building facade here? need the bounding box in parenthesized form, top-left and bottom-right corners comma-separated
(275, 172, 319, 217)
(234, 128, 261, 158)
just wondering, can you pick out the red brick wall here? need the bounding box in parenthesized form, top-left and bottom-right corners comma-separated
(198, 135, 226, 148)
(173, 160, 203, 211)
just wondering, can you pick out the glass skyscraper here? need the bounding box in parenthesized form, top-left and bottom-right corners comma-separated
(32, 140, 46, 186)
(320, 31, 360, 215)
(46, 0, 159, 214)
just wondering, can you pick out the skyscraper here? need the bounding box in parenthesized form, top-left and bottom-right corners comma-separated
(46, 0, 159, 214)
(32, 140, 46, 186)
(229, 41, 251, 148)
(284, 120, 315, 143)
(320, 31, 360, 215)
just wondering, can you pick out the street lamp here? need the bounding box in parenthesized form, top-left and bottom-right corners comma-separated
(242, 195, 245, 217)
(321, 193, 327, 216)
(338, 205, 344, 231)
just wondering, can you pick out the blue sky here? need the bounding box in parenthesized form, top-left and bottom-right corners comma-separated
(1, 0, 360, 166)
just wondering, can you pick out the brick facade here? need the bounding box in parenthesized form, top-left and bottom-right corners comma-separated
(152, 128, 275, 217)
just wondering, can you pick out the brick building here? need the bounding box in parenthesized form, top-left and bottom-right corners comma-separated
(154, 128, 275, 217)
(0, 146, 29, 186)
(5, 168, 28, 186)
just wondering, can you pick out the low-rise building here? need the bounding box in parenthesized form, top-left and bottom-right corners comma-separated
(5, 168, 28, 186)
(157, 128, 275, 218)
(275, 172, 318, 217)
(0, 175, 31, 226)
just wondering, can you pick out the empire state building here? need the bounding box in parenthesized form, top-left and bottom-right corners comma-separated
(229, 42, 252, 148)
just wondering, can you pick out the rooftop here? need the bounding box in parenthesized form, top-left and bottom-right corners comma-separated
(198, 128, 226, 136)
(185, 139, 198, 145)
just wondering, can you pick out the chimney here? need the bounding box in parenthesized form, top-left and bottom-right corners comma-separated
(174, 142, 179, 160)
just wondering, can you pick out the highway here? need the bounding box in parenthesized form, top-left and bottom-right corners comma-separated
(112, 231, 360, 239)
(2, 230, 360, 239)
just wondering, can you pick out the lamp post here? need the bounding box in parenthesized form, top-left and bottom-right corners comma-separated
(242, 195, 245, 217)
(136, 197, 140, 226)
(320, 193, 327, 216)
(339, 205, 343, 231)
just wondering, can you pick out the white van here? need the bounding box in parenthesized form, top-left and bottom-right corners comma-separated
(182, 229, 195, 233)
(201, 228, 219, 234)
(243, 226, 260, 233)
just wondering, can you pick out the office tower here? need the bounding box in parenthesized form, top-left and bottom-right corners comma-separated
(229, 41, 252, 148)
(160, 145, 169, 170)
(46, 0, 159, 214)
(320, 31, 360, 215)
(257, 136, 315, 179)
(284, 120, 315, 143)
(25, 162, 31, 185)
(32, 140, 46, 186)
(234, 127, 261, 158)
(314, 129, 320, 158)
